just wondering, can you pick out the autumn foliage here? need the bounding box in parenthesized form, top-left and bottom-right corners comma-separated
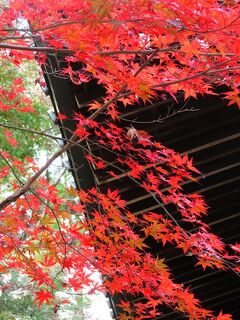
(0, 0, 240, 319)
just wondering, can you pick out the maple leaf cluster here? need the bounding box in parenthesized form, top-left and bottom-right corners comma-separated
(1, 0, 240, 108)
(0, 78, 34, 114)
(0, 117, 238, 318)
(0, 0, 240, 319)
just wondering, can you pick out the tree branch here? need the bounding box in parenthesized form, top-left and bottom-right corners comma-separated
(0, 42, 236, 58)
(0, 139, 72, 211)
(0, 43, 73, 54)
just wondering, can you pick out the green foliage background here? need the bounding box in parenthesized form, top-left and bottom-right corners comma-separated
(0, 59, 53, 162)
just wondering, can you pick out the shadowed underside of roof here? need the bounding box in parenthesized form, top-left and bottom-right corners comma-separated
(43, 54, 240, 319)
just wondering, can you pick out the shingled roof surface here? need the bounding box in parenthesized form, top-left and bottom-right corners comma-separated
(43, 54, 240, 319)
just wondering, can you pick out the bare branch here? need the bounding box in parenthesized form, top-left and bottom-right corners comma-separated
(0, 43, 73, 54)
(0, 123, 71, 142)
(120, 104, 199, 124)
(0, 42, 236, 58)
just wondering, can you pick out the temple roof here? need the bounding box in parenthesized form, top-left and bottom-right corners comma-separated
(43, 53, 240, 319)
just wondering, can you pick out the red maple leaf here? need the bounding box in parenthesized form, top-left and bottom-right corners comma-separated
(34, 289, 54, 306)
(216, 311, 232, 320)
(168, 176, 182, 189)
(39, 256, 56, 268)
(57, 112, 67, 120)
(230, 243, 240, 254)
(4, 130, 18, 147)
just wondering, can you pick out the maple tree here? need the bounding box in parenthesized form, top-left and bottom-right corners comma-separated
(0, 0, 240, 319)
